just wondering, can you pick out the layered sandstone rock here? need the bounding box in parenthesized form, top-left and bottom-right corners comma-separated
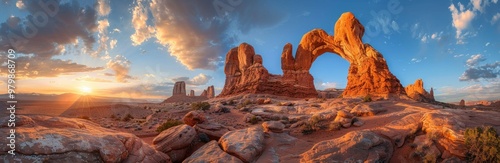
(207, 86, 215, 98)
(173, 81, 186, 96)
(405, 79, 435, 102)
(0, 115, 170, 162)
(300, 130, 393, 162)
(219, 12, 405, 98)
(183, 140, 243, 163)
(219, 127, 265, 163)
(153, 124, 197, 162)
(163, 81, 208, 103)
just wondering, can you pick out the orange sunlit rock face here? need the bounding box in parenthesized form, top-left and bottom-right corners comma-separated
(218, 12, 406, 98)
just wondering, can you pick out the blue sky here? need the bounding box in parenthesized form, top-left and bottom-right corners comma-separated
(0, 0, 499, 102)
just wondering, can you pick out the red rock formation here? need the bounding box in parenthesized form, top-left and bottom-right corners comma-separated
(189, 90, 195, 96)
(207, 86, 215, 98)
(201, 90, 208, 97)
(219, 12, 405, 98)
(173, 81, 186, 96)
(405, 79, 435, 102)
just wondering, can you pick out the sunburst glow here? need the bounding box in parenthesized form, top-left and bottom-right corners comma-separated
(80, 86, 92, 95)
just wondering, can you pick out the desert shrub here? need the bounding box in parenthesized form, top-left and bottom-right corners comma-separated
(78, 115, 90, 120)
(328, 122, 342, 131)
(249, 115, 258, 124)
(464, 126, 500, 163)
(363, 95, 372, 102)
(423, 153, 437, 163)
(110, 114, 116, 119)
(301, 123, 315, 135)
(191, 102, 211, 111)
(122, 114, 134, 122)
(156, 119, 183, 132)
(236, 99, 252, 110)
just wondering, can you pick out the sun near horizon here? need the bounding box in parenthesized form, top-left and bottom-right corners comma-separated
(79, 86, 92, 95)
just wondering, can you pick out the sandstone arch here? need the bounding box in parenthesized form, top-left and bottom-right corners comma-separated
(218, 12, 406, 98)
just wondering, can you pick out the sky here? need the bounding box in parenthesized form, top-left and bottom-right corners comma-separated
(0, 0, 499, 102)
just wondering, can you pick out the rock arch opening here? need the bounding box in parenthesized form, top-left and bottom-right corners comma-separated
(310, 53, 349, 97)
(218, 12, 406, 98)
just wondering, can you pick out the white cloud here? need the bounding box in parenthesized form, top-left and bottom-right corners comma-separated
(172, 73, 212, 86)
(110, 39, 117, 49)
(449, 2, 476, 44)
(460, 54, 500, 81)
(454, 54, 465, 58)
(485, 42, 490, 46)
(15, 0, 24, 9)
(107, 55, 132, 83)
(112, 28, 121, 33)
(411, 58, 422, 63)
(436, 81, 500, 102)
(421, 35, 428, 43)
(130, 0, 286, 70)
(493, 0, 498, 4)
(492, 13, 500, 24)
(317, 82, 337, 90)
(466, 54, 485, 67)
(96, 0, 111, 16)
(471, 0, 485, 12)
(130, 0, 155, 46)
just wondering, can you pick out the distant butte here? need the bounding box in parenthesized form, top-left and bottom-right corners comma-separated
(218, 12, 408, 98)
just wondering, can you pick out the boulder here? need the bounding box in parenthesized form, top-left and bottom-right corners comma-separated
(219, 127, 265, 163)
(350, 103, 387, 116)
(153, 125, 196, 162)
(300, 130, 393, 162)
(262, 121, 285, 133)
(0, 115, 170, 163)
(183, 111, 205, 127)
(194, 122, 233, 140)
(182, 140, 243, 163)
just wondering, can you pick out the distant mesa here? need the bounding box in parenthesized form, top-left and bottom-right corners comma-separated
(163, 81, 215, 103)
(218, 12, 406, 98)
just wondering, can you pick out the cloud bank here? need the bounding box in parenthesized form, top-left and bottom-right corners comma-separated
(130, 0, 286, 70)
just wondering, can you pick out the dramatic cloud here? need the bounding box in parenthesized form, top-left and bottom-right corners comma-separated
(460, 62, 500, 81)
(460, 54, 500, 81)
(436, 81, 500, 102)
(449, 2, 476, 44)
(0, 56, 104, 78)
(0, 1, 113, 78)
(0, 1, 98, 58)
(172, 73, 212, 86)
(493, 0, 499, 4)
(96, 0, 111, 16)
(130, 0, 154, 46)
(106, 55, 133, 83)
(130, 0, 286, 70)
